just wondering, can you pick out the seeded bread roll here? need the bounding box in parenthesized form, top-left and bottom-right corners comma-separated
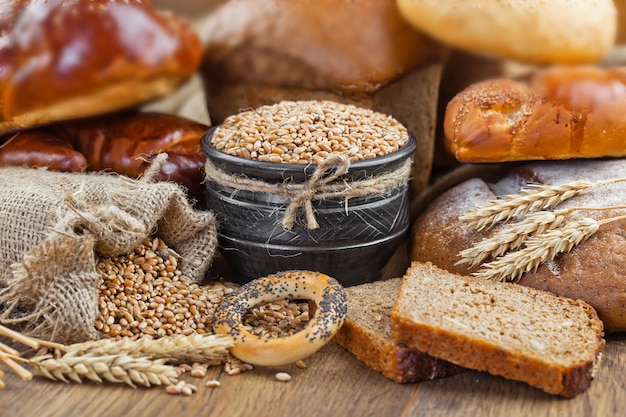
(198, 0, 448, 200)
(391, 262, 605, 398)
(396, 0, 617, 65)
(333, 278, 465, 384)
(0, 0, 201, 135)
(443, 66, 626, 163)
(410, 159, 626, 333)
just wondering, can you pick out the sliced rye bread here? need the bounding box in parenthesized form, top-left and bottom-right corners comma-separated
(390, 262, 606, 398)
(333, 278, 465, 384)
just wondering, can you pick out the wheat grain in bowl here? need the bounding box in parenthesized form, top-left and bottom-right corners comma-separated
(210, 100, 410, 164)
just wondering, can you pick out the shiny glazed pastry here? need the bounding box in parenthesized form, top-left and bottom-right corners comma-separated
(444, 66, 626, 163)
(0, 0, 201, 134)
(0, 112, 208, 202)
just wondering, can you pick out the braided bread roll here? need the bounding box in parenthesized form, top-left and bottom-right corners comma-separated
(443, 66, 626, 163)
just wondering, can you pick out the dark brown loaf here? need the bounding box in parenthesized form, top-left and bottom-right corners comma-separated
(391, 262, 605, 398)
(444, 66, 626, 163)
(333, 278, 464, 384)
(0, 130, 88, 172)
(198, 0, 448, 201)
(0, 112, 208, 203)
(410, 159, 626, 333)
(0, 0, 202, 134)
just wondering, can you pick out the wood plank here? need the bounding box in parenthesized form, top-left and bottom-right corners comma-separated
(403, 334, 626, 417)
(1, 336, 624, 417)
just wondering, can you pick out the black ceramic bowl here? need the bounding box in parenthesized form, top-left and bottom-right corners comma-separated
(201, 125, 416, 286)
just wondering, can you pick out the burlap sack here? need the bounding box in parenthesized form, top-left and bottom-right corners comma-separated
(0, 164, 217, 344)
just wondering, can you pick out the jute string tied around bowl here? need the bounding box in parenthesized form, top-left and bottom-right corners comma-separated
(204, 154, 413, 230)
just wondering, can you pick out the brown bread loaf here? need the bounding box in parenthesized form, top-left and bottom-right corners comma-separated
(410, 159, 626, 332)
(197, 0, 448, 200)
(0, 112, 208, 203)
(390, 262, 605, 398)
(333, 278, 464, 384)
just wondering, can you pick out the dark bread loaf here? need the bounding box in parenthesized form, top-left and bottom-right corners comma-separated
(198, 0, 448, 200)
(0, 0, 201, 134)
(391, 262, 605, 398)
(0, 112, 208, 203)
(0, 130, 88, 172)
(333, 278, 464, 383)
(410, 159, 626, 332)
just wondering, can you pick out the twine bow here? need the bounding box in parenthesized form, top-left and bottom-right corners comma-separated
(204, 155, 412, 230)
(281, 154, 350, 229)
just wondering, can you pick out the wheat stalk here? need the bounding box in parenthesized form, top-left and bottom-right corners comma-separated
(459, 178, 626, 230)
(456, 210, 566, 267)
(458, 205, 626, 268)
(63, 334, 234, 364)
(473, 214, 626, 282)
(0, 324, 233, 389)
(28, 354, 179, 388)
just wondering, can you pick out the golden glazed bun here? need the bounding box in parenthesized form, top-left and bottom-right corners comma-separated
(444, 66, 626, 163)
(396, 0, 617, 65)
(0, 0, 202, 135)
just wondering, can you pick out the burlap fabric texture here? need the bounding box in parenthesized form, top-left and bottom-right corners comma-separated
(0, 165, 217, 344)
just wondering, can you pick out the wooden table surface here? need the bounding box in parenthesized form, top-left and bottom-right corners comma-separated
(2, 332, 624, 417)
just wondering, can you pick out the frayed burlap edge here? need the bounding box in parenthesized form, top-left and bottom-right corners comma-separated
(0, 160, 217, 344)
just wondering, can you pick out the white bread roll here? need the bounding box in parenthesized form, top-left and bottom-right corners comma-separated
(396, 0, 617, 64)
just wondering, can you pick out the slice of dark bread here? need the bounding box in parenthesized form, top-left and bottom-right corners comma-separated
(390, 262, 606, 397)
(333, 278, 464, 383)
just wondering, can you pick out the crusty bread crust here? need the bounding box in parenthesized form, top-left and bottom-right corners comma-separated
(199, 0, 445, 94)
(390, 262, 605, 398)
(397, 0, 616, 64)
(410, 160, 626, 333)
(443, 66, 626, 163)
(333, 278, 464, 384)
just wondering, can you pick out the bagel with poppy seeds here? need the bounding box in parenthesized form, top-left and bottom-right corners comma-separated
(213, 270, 348, 367)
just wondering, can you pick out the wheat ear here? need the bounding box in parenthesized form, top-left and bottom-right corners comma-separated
(28, 354, 179, 388)
(456, 210, 566, 267)
(459, 178, 626, 230)
(63, 334, 234, 364)
(472, 216, 613, 282)
(458, 205, 626, 268)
